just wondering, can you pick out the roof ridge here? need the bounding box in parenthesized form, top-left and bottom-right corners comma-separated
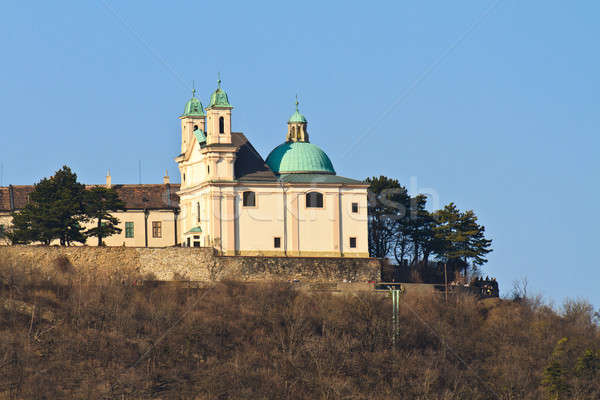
(234, 133, 270, 165)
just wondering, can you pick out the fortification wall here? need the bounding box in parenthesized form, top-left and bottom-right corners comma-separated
(0, 246, 381, 283)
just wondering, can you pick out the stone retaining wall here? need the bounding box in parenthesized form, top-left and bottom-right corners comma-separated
(0, 246, 381, 283)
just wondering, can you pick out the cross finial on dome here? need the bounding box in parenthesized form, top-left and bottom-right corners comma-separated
(208, 73, 231, 108)
(295, 94, 299, 111)
(192, 80, 196, 97)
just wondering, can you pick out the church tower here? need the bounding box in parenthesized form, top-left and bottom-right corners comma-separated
(175, 80, 237, 252)
(202, 79, 236, 181)
(286, 97, 309, 142)
(179, 88, 206, 155)
(205, 79, 233, 146)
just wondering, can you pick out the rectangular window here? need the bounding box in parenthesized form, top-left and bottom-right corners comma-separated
(306, 192, 324, 208)
(349, 237, 357, 248)
(125, 222, 134, 238)
(243, 191, 256, 207)
(152, 221, 162, 238)
(0, 224, 5, 238)
(351, 202, 359, 213)
(274, 237, 281, 248)
(197, 202, 201, 223)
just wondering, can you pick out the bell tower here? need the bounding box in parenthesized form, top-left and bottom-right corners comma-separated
(180, 87, 206, 154)
(286, 96, 309, 142)
(205, 78, 233, 145)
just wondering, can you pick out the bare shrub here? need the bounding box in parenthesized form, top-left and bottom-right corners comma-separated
(0, 258, 599, 399)
(53, 255, 73, 274)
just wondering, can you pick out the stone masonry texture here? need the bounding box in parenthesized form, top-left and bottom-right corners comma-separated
(0, 246, 381, 283)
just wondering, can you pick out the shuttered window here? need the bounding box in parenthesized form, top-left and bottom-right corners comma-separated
(243, 191, 256, 207)
(306, 192, 323, 208)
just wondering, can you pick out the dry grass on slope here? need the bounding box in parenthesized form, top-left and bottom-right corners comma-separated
(0, 258, 598, 399)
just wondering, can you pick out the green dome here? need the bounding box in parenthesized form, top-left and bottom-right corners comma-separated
(183, 96, 205, 117)
(265, 142, 336, 175)
(209, 80, 232, 108)
(288, 110, 307, 123)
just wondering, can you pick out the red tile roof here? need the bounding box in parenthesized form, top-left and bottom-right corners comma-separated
(110, 184, 180, 209)
(0, 185, 34, 211)
(0, 184, 180, 211)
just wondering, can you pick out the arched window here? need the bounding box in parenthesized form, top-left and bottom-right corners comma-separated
(243, 191, 256, 207)
(219, 116, 225, 134)
(306, 192, 323, 208)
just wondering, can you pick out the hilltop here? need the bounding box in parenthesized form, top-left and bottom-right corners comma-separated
(1, 259, 599, 399)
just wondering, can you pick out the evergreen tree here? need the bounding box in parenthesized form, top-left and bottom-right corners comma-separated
(6, 207, 37, 244)
(365, 176, 410, 258)
(8, 166, 86, 245)
(432, 203, 492, 277)
(404, 194, 437, 266)
(542, 338, 572, 400)
(84, 187, 125, 246)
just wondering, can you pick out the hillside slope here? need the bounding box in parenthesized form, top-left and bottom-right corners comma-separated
(1, 259, 598, 399)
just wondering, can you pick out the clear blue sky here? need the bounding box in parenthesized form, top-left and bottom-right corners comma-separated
(2, 1, 598, 307)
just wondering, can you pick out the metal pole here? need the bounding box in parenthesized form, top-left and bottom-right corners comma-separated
(144, 209, 149, 248)
(395, 290, 398, 343)
(391, 289, 396, 346)
(173, 209, 179, 246)
(391, 288, 401, 347)
(394, 290, 399, 343)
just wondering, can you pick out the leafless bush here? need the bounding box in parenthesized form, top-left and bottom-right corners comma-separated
(0, 259, 598, 399)
(511, 276, 529, 301)
(53, 255, 73, 274)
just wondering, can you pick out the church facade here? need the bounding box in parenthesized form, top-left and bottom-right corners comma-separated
(0, 81, 369, 257)
(176, 81, 369, 257)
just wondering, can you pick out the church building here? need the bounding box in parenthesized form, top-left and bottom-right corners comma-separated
(175, 80, 368, 257)
(0, 81, 369, 258)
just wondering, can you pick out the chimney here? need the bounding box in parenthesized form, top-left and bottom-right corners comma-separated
(106, 170, 112, 188)
(163, 169, 170, 185)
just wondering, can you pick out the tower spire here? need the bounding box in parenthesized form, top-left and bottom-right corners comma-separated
(287, 96, 308, 142)
(192, 80, 196, 97)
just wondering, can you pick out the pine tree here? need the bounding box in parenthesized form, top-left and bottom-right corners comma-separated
(8, 166, 86, 245)
(84, 187, 125, 246)
(6, 208, 37, 244)
(432, 203, 492, 277)
(542, 338, 572, 400)
(365, 176, 410, 258)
